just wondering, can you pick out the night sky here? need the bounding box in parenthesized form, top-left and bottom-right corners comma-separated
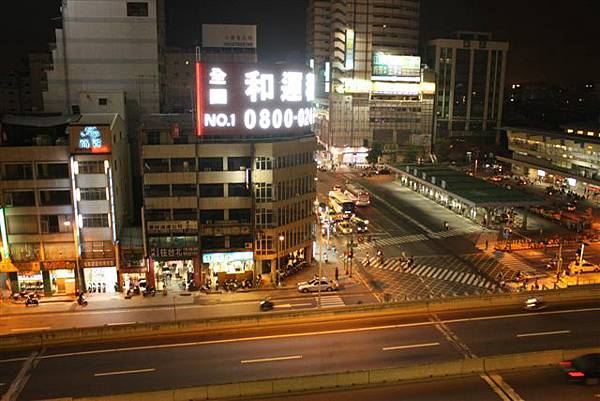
(1, 0, 598, 85)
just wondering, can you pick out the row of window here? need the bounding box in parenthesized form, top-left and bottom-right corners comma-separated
(276, 176, 316, 201)
(148, 235, 253, 251)
(144, 183, 251, 198)
(255, 222, 312, 255)
(144, 157, 251, 173)
(144, 208, 252, 224)
(7, 214, 73, 235)
(3, 190, 71, 207)
(2, 163, 69, 181)
(9, 240, 114, 262)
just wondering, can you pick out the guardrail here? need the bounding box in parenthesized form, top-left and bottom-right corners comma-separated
(3, 285, 600, 353)
(43, 346, 600, 401)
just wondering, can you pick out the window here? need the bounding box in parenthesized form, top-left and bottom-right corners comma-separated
(3, 163, 33, 180)
(127, 2, 148, 16)
(10, 243, 41, 261)
(82, 214, 109, 228)
(173, 208, 196, 220)
(198, 157, 223, 171)
(227, 157, 251, 171)
(79, 187, 107, 201)
(40, 215, 72, 233)
(171, 158, 195, 172)
(230, 235, 252, 249)
(255, 208, 274, 228)
(145, 209, 170, 221)
(4, 190, 36, 207)
(147, 131, 161, 145)
(144, 185, 170, 197)
(81, 241, 114, 259)
(143, 158, 169, 172)
(78, 161, 104, 174)
(37, 163, 69, 179)
(199, 209, 224, 224)
(199, 184, 224, 197)
(229, 208, 251, 223)
(201, 236, 225, 250)
(255, 183, 272, 202)
(39, 190, 71, 206)
(172, 184, 196, 196)
(98, 98, 108, 106)
(228, 183, 250, 197)
(255, 157, 273, 170)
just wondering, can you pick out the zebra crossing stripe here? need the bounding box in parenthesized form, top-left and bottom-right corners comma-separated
(448, 271, 459, 281)
(420, 266, 433, 276)
(439, 270, 453, 280)
(458, 273, 469, 284)
(426, 267, 440, 278)
(466, 275, 477, 285)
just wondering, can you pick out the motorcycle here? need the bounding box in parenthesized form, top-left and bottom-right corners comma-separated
(77, 294, 88, 306)
(142, 287, 156, 297)
(524, 297, 546, 311)
(25, 294, 39, 307)
(260, 297, 274, 312)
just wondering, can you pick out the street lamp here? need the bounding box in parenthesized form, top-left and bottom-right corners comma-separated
(276, 234, 284, 286)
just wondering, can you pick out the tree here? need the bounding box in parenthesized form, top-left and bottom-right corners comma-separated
(366, 142, 383, 165)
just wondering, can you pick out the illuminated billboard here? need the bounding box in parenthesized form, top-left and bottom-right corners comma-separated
(196, 63, 315, 136)
(202, 25, 256, 49)
(202, 251, 254, 274)
(69, 125, 111, 154)
(345, 29, 355, 70)
(372, 54, 421, 82)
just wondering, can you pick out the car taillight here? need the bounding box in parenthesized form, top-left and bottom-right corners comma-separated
(568, 371, 585, 377)
(559, 361, 572, 367)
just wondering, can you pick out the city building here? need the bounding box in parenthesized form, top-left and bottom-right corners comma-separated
(28, 52, 52, 112)
(140, 62, 316, 289)
(426, 32, 509, 141)
(307, 0, 433, 163)
(499, 123, 600, 201)
(164, 48, 195, 113)
(0, 70, 32, 114)
(0, 113, 132, 295)
(43, 0, 166, 117)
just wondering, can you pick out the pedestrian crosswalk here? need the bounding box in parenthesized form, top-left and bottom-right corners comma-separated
(318, 295, 345, 308)
(429, 226, 485, 239)
(362, 256, 497, 290)
(356, 234, 428, 250)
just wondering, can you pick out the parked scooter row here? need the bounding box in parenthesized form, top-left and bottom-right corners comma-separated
(279, 261, 308, 280)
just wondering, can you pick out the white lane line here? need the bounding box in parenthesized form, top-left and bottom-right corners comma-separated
(274, 303, 313, 308)
(516, 330, 571, 338)
(106, 322, 137, 326)
(94, 368, 156, 377)
(382, 342, 440, 351)
(10, 327, 51, 332)
(241, 355, 302, 364)
(1, 307, 598, 364)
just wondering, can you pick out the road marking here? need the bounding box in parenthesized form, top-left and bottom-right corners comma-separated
(94, 368, 155, 377)
(10, 327, 51, 332)
(1, 306, 598, 364)
(516, 330, 571, 338)
(241, 355, 302, 364)
(106, 322, 137, 326)
(382, 342, 440, 351)
(274, 303, 313, 308)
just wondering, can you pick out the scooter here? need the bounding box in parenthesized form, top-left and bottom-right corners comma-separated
(142, 287, 156, 297)
(524, 297, 546, 311)
(260, 297, 274, 312)
(25, 294, 39, 307)
(77, 294, 88, 306)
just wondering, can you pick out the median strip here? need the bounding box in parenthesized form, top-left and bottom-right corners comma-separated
(241, 355, 302, 364)
(516, 330, 571, 338)
(94, 368, 156, 377)
(382, 342, 440, 351)
(10, 327, 51, 332)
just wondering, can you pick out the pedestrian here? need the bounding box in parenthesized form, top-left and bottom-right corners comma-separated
(485, 239, 489, 250)
(335, 267, 339, 281)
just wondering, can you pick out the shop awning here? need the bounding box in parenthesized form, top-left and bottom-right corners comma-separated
(13, 262, 41, 272)
(0, 260, 18, 273)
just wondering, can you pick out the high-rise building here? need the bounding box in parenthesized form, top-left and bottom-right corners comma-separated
(44, 0, 165, 116)
(426, 32, 509, 141)
(0, 113, 132, 295)
(307, 0, 432, 163)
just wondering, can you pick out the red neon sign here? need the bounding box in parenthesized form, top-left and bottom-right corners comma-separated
(195, 61, 204, 136)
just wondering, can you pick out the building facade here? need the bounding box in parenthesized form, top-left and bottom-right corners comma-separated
(0, 114, 132, 295)
(306, 0, 432, 162)
(426, 32, 509, 140)
(140, 115, 316, 288)
(500, 123, 600, 200)
(43, 0, 165, 116)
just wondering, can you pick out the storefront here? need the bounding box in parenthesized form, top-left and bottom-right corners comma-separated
(82, 259, 118, 293)
(14, 262, 43, 293)
(42, 261, 77, 295)
(202, 251, 254, 286)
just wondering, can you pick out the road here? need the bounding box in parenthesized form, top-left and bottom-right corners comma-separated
(2, 299, 599, 400)
(249, 367, 600, 401)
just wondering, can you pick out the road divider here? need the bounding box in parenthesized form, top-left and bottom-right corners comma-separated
(44, 346, 600, 401)
(515, 330, 571, 338)
(3, 285, 599, 353)
(240, 355, 302, 364)
(94, 368, 156, 377)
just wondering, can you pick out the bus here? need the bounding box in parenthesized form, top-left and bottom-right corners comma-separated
(344, 184, 371, 207)
(328, 190, 355, 218)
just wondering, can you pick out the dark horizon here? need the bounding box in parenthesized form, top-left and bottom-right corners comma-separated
(0, 0, 598, 86)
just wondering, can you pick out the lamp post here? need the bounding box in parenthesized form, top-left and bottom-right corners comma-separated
(277, 234, 284, 286)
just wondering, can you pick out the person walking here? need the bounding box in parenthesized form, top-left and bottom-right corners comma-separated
(335, 266, 339, 281)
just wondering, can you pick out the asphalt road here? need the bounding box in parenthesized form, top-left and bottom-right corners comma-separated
(249, 367, 600, 401)
(2, 300, 599, 400)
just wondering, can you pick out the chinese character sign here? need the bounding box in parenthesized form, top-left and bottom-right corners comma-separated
(199, 63, 316, 136)
(71, 125, 110, 153)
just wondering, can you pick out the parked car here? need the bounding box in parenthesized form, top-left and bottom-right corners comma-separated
(561, 353, 600, 385)
(297, 277, 339, 293)
(376, 168, 391, 175)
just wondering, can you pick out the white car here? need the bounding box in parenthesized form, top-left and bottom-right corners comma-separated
(297, 278, 339, 293)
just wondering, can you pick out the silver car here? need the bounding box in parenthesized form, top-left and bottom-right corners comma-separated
(297, 277, 338, 293)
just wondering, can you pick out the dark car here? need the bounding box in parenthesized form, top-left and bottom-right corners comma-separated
(377, 168, 391, 175)
(259, 298, 274, 312)
(561, 353, 600, 385)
